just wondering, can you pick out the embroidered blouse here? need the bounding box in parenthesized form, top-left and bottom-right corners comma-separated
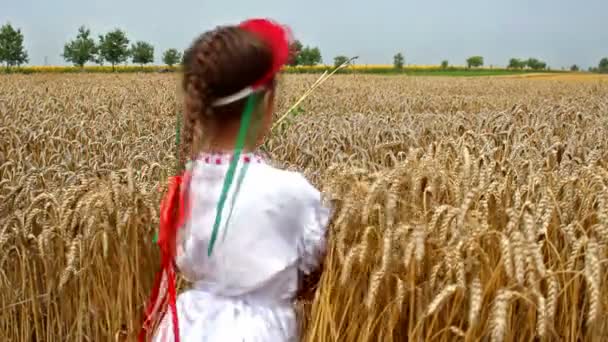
(153, 151, 331, 341)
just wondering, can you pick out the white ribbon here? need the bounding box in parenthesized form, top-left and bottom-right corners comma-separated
(212, 86, 256, 107)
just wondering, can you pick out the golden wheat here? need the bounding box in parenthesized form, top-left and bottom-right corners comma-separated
(1, 73, 608, 341)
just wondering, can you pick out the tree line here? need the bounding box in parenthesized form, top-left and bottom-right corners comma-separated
(61, 26, 182, 71)
(2, 22, 608, 74)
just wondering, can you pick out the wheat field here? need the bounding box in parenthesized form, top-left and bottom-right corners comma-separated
(1, 73, 608, 341)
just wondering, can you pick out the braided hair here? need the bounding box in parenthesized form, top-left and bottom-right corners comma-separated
(179, 26, 274, 168)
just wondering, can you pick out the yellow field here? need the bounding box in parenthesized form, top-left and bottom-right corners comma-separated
(14, 63, 521, 73)
(1, 74, 608, 341)
(500, 72, 608, 82)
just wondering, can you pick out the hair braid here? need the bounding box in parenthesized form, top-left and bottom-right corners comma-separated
(179, 30, 221, 167)
(179, 25, 274, 166)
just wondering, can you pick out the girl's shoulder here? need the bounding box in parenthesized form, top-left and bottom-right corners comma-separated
(251, 163, 322, 206)
(188, 154, 322, 210)
(252, 164, 330, 235)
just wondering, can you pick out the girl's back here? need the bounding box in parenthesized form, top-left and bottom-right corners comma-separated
(177, 152, 328, 298)
(155, 152, 329, 341)
(140, 18, 331, 342)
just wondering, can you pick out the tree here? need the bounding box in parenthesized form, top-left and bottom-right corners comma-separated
(441, 60, 449, 69)
(162, 48, 181, 67)
(334, 55, 349, 68)
(466, 56, 483, 68)
(286, 41, 322, 66)
(570, 64, 579, 72)
(508, 58, 525, 69)
(288, 40, 303, 66)
(94, 53, 105, 65)
(98, 29, 130, 71)
(393, 53, 404, 69)
(599, 58, 608, 73)
(0, 23, 29, 71)
(131, 41, 154, 68)
(310, 47, 322, 65)
(181, 50, 187, 65)
(62, 26, 97, 68)
(526, 58, 546, 70)
(299, 46, 322, 66)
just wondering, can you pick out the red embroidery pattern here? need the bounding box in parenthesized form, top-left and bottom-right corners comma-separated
(197, 152, 263, 165)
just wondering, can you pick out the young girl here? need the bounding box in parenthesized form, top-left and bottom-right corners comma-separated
(139, 19, 331, 342)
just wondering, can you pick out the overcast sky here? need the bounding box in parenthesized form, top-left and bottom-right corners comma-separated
(2, 0, 607, 69)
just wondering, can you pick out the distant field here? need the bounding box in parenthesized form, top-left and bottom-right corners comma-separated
(1, 64, 569, 76)
(500, 72, 608, 82)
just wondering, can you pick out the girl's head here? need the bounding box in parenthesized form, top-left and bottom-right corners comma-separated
(180, 19, 291, 162)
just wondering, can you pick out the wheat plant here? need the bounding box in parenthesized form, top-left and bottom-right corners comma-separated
(1, 73, 607, 341)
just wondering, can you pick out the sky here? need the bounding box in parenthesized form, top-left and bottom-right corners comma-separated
(2, 0, 607, 69)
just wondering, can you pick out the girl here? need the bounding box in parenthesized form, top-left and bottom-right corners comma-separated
(139, 19, 331, 342)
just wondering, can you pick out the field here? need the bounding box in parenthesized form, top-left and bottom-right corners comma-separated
(501, 73, 608, 82)
(1, 73, 608, 341)
(3, 64, 568, 77)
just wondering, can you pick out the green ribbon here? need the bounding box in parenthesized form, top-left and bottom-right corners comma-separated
(154, 95, 258, 254)
(221, 99, 264, 243)
(207, 94, 257, 256)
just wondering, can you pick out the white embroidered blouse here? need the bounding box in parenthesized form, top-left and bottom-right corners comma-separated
(153, 152, 331, 342)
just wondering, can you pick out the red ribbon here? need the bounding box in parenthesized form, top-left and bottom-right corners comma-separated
(140, 173, 191, 342)
(239, 18, 293, 89)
